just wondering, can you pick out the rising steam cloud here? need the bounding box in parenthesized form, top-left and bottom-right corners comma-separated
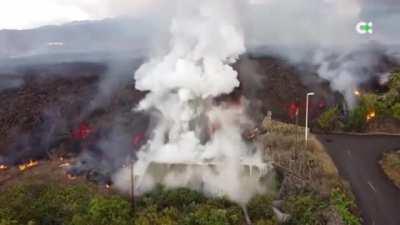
(244, 0, 400, 107)
(113, 0, 270, 204)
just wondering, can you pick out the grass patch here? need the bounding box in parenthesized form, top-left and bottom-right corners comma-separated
(380, 150, 400, 188)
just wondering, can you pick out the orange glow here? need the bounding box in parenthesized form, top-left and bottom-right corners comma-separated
(366, 111, 376, 121)
(18, 160, 39, 171)
(0, 165, 8, 171)
(58, 163, 71, 168)
(67, 174, 77, 180)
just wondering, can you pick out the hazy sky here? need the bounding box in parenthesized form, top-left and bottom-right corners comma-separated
(0, 0, 159, 30)
(0, 0, 397, 30)
(0, 0, 353, 30)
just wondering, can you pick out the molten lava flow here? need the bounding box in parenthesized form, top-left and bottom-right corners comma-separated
(288, 102, 300, 120)
(18, 160, 39, 171)
(72, 122, 93, 140)
(132, 133, 145, 146)
(318, 100, 326, 109)
(67, 174, 77, 180)
(366, 111, 376, 122)
(0, 165, 8, 171)
(59, 162, 71, 168)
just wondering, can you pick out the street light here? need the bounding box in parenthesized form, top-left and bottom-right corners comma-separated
(305, 92, 315, 144)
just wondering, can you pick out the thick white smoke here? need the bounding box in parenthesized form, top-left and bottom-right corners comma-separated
(244, 0, 400, 108)
(311, 45, 396, 108)
(113, 0, 270, 204)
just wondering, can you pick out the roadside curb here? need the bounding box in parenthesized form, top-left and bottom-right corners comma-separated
(313, 132, 400, 137)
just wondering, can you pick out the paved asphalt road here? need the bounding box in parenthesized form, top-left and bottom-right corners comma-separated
(317, 134, 400, 225)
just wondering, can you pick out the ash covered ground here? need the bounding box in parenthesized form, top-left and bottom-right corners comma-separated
(0, 55, 396, 186)
(0, 57, 328, 164)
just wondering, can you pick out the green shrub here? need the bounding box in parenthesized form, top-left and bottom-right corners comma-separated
(83, 196, 133, 225)
(33, 185, 93, 225)
(345, 105, 368, 131)
(391, 103, 400, 120)
(206, 198, 244, 225)
(135, 206, 180, 225)
(0, 218, 19, 225)
(0, 184, 46, 224)
(0, 183, 97, 225)
(389, 71, 400, 92)
(184, 205, 231, 225)
(330, 188, 361, 225)
(247, 194, 274, 221)
(138, 185, 206, 211)
(254, 218, 278, 225)
(317, 106, 340, 131)
(283, 194, 327, 225)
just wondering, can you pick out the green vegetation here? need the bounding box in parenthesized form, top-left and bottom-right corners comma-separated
(318, 71, 400, 132)
(0, 183, 245, 225)
(0, 183, 133, 225)
(247, 194, 275, 224)
(317, 106, 341, 131)
(380, 150, 400, 188)
(0, 182, 362, 225)
(344, 102, 369, 132)
(283, 194, 326, 225)
(330, 188, 361, 225)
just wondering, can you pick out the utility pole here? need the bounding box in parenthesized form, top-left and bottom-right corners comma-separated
(305, 92, 315, 145)
(294, 102, 299, 159)
(130, 158, 135, 210)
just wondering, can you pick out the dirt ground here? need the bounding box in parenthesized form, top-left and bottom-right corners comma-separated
(0, 62, 146, 164)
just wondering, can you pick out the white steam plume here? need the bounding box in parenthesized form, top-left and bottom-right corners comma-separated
(113, 0, 271, 204)
(244, 0, 400, 108)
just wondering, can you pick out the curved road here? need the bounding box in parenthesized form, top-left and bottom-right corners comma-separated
(317, 134, 400, 225)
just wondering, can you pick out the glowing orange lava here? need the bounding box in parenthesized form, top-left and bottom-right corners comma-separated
(18, 160, 39, 171)
(58, 162, 71, 168)
(67, 174, 77, 180)
(0, 165, 8, 171)
(366, 111, 376, 121)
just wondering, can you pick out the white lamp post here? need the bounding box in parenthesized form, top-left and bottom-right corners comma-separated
(305, 92, 315, 144)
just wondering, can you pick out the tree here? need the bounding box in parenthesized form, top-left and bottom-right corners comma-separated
(283, 194, 326, 225)
(345, 106, 368, 131)
(83, 196, 133, 225)
(317, 106, 340, 131)
(247, 195, 275, 221)
(391, 103, 400, 120)
(184, 205, 230, 225)
(389, 71, 400, 92)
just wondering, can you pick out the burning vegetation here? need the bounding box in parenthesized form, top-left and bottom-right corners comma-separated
(316, 70, 400, 133)
(366, 111, 376, 122)
(18, 160, 39, 172)
(0, 164, 8, 171)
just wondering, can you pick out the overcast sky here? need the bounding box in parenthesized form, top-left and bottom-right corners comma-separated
(0, 0, 397, 30)
(0, 0, 160, 30)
